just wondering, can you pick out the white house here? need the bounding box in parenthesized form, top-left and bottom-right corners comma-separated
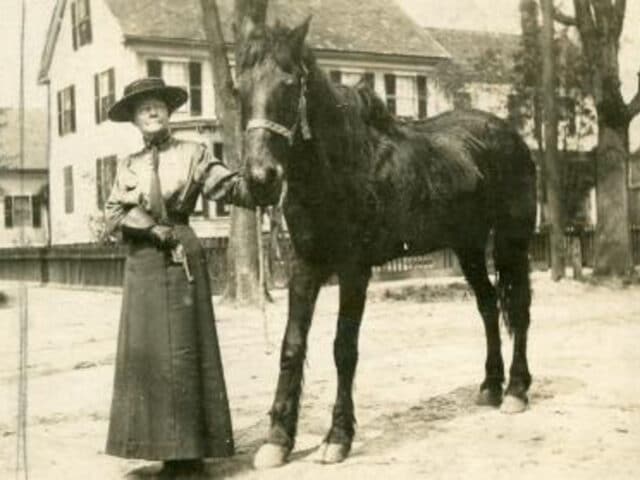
(0, 108, 49, 247)
(38, 0, 453, 245)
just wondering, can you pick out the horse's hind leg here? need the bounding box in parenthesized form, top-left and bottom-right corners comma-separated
(319, 264, 371, 464)
(254, 258, 328, 469)
(494, 235, 532, 414)
(456, 248, 505, 406)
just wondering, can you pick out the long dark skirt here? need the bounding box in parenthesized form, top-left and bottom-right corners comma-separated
(106, 225, 234, 460)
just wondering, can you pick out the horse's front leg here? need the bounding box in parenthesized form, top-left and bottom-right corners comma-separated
(254, 258, 328, 469)
(318, 264, 371, 464)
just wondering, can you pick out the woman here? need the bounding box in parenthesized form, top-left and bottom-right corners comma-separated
(104, 77, 254, 479)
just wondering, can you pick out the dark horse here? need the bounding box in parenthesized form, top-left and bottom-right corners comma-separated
(238, 18, 537, 468)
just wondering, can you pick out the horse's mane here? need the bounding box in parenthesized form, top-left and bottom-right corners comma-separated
(349, 81, 400, 136)
(239, 22, 484, 198)
(238, 21, 313, 73)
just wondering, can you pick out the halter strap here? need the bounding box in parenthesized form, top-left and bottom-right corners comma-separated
(245, 69, 312, 146)
(246, 118, 295, 144)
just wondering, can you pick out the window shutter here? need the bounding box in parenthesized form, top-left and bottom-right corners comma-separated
(84, 0, 93, 43)
(71, 2, 78, 50)
(104, 155, 118, 200)
(201, 193, 210, 218)
(147, 59, 162, 78)
(384, 74, 396, 115)
(213, 142, 224, 161)
(4, 197, 13, 228)
(57, 91, 63, 136)
(64, 166, 74, 213)
(31, 195, 42, 228)
(363, 72, 375, 90)
(96, 158, 103, 209)
(69, 86, 76, 132)
(189, 62, 202, 116)
(108, 68, 115, 109)
(94, 73, 100, 123)
(417, 75, 427, 119)
(384, 74, 396, 94)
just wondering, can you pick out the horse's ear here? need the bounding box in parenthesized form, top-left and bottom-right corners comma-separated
(289, 15, 312, 59)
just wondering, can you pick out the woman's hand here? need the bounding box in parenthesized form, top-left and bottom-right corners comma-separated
(149, 225, 178, 249)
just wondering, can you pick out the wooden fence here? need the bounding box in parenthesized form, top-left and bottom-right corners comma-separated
(0, 227, 638, 292)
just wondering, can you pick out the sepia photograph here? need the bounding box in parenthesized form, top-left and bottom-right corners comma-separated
(0, 0, 639, 478)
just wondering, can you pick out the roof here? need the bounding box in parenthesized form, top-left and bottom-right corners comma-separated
(0, 109, 48, 171)
(38, 0, 67, 83)
(426, 27, 521, 83)
(40, 0, 449, 82)
(106, 0, 448, 57)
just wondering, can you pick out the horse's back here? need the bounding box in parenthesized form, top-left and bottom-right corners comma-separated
(415, 109, 537, 238)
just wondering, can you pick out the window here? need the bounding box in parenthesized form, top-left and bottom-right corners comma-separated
(329, 70, 342, 84)
(341, 72, 363, 86)
(64, 166, 74, 214)
(57, 86, 76, 136)
(395, 76, 417, 117)
(453, 91, 472, 110)
(71, 0, 92, 49)
(94, 68, 115, 124)
(417, 75, 427, 119)
(4, 195, 41, 228)
(146, 59, 202, 116)
(96, 156, 118, 209)
(213, 142, 230, 217)
(384, 74, 396, 115)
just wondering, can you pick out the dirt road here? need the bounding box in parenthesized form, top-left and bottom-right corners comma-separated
(1, 273, 638, 479)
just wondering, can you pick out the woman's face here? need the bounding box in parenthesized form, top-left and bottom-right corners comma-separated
(133, 96, 170, 136)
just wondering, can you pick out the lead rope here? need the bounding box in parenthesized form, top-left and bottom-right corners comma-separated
(256, 208, 274, 355)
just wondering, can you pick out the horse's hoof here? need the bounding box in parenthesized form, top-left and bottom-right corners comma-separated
(476, 388, 502, 407)
(317, 442, 350, 464)
(253, 443, 290, 470)
(500, 394, 528, 414)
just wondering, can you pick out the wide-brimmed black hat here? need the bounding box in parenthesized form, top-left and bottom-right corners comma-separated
(108, 77, 188, 122)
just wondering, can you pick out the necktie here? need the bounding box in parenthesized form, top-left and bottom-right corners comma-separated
(149, 145, 168, 223)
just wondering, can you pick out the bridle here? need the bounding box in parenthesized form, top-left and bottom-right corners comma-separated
(245, 66, 312, 146)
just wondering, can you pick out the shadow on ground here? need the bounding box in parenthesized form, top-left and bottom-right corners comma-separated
(350, 375, 585, 458)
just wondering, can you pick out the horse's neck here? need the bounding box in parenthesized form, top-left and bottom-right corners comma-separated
(287, 68, 351, 195)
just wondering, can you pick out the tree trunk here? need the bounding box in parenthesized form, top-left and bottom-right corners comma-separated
(541, 0, 565, 280)
(563, 0, 636, 277)
(200, 0, 267, 305)
(519, 0, 546, 225)
(594, 123, 633, 275)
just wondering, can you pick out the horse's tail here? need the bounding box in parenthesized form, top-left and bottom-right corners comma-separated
(492, 131, 536, 336)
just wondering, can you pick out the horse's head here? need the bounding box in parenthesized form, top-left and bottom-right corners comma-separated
(237, 17, 312, 206)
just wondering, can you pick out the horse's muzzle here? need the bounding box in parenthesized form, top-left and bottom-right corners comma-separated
(247, 164, 283, 206)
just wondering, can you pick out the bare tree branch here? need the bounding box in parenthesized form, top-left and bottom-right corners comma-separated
(627, 71, 640, 119)
(612, 0, 626, 38)
(574, 0, 598, 55)
(553, 7, 577, 26)
(590, 0, 610, 37)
